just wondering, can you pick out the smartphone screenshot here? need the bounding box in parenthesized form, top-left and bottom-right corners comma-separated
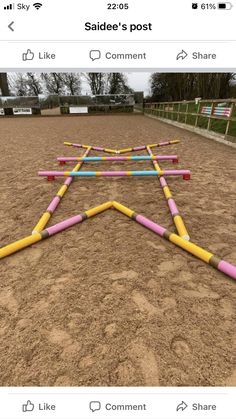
(0, 1, 236, 418)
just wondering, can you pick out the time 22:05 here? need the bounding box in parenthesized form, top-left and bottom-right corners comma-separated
(107, 3, 129, 9)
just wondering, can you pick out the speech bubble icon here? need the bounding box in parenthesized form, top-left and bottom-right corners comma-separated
(89, 50, 101, 61)
(89, 401, 101, 412)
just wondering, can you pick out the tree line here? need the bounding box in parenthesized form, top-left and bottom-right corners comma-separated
(1, 72, 236, 100)
(148, 73, 236, 102)
(0, 73, 132, 97)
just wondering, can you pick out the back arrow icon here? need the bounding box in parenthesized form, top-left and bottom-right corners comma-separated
(8, 21, 14, 32)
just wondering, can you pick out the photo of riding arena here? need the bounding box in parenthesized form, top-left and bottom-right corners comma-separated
(0, 72, 236, 387)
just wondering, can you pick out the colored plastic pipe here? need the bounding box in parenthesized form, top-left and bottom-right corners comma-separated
(32, 147, 91, 233)
(112, 202, 236, 281)
(64, 142, 118, 154)
(146, 145, 190, 241)
(38, 170, 191, 178)
(118, 140, 180, 153)
(64, 139, 180, 153)
(1, 201, 236, 282)
(0, 202, 113, 259)
(57, 155, 178, 163)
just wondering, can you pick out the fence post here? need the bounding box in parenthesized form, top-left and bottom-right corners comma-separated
(207, 101, 214, 131)
(160, 104, 163, 117)
(155, 103, 158, 116)
(185, 103, 189, 124)
(195, 101, 201, 127)
(144, 100, 236, 144)
(225, 102, 234, 138)
(177, 103, 180, 122)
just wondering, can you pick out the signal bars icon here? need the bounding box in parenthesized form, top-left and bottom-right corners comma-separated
(4, 3, 14, 10)
(4, 2, 43, 10)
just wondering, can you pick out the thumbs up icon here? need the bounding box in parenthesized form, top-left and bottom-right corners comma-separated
(22, 49, 35, 61)
(22, 400, 35, 412)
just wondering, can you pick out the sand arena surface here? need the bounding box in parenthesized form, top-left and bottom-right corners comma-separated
(0, 114, 236, 386)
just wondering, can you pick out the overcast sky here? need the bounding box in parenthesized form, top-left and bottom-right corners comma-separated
(127, 72, 151, 95)
(81, 72, 152, 95)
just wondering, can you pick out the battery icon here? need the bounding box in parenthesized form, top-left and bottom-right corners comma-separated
(218, 2, 233, 8)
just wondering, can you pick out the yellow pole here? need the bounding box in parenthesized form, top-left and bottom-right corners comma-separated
(169, 233, 213, 263)
(82, 144, 92, 148)
(1, 202, 113, 259)
(32, 212, 51, 233)
(104, 148, 118, 154)
(146, 145, 190, 241)
(85, 201, 113, 218)
(32, 147, 91, 234)
(118, 148, 133, 154)
(112, 201, 135, 218)
(0, 233, 42, 259)
(147, 140, 180, 148)
(2, 199, 236, 280)
(112, 202, 215, 268)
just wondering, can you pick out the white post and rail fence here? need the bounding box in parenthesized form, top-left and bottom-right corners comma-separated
(144, 99, 236, 147)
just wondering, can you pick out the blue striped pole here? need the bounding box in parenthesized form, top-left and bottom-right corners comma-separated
(57, 155, 178, 163)
(38, 170, 191, 178)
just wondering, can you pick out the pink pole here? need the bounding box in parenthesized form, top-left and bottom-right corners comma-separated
(218, 261, 236, 280)
(64, 178, 73, 186)
(168, 198, 179, 215)
(71, 143, 83, 148)
(146, 145, 190, 240)
(92, 146, 105, 151)
(67, 140, 178, 152)
(135, 215, 167, 237)
(133, 146, 146, 151)
(38, 170, 191, 177)
(46, 214, 84, 236)
(159, 141, 171, 146)
(69, 143, 109, 152)
(57, 155, 178, 162)
(47, 196, 61, 213)
(163, 170, 190, 176)
(159, 177, 167, 188)
(33, 147, 91, 229)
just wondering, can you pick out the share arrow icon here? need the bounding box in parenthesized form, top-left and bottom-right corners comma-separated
(176, 49, 188, 60)
(8, 21, 14, 32)
(176, 401, 188, 411)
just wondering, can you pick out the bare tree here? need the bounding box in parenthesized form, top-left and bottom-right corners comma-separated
(85, 73, 106, 95)
(11, 73, 28, 96)
(9, 73, 42, 96)
(107, 73, 132, 94)
(61, 73, 81, 95)
(41, 73, 64, 94)
(150, 73, 236, 101)
(26, 73, 43, 95)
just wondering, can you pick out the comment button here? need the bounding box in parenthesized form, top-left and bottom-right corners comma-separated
(89, 50, 101, 61)
(89, 401, 101, 412)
